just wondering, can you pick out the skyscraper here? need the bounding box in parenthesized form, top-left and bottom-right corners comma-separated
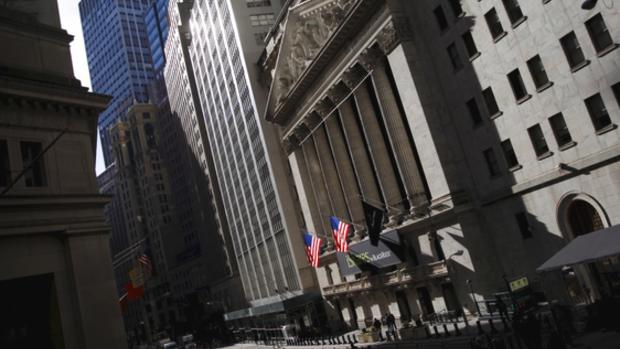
(80, 0, 155, 165)
(168, 0, 322, 326)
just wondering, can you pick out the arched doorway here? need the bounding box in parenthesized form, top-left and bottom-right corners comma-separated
(557, 194, 616, 303)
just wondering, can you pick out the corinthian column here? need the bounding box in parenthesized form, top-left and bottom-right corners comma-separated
(313, 125, 350, 225)
(324, 113, 365, 240)
(351, 79, 405, 226)
(302, 137, 334, 250)
(369, 50, 427, 213)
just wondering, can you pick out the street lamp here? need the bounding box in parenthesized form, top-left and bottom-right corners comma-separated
(466, 279, 481, 316)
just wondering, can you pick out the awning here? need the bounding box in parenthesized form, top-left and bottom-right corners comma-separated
(537, 224, 620, 272)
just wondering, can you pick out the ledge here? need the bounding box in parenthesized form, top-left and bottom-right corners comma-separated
(570, 60, 590, 73)
(511, 16, 527, 29)
(516, 94, 532, 105)
(596, 43, 618, 58)
(536, 81, 554, 93)
(595, 123, 617, 135)
(558, 141, 577, 152)
(536, 151, 553, 161)
(490, 111, 504, 120)
(509, 164, 523, 172)
(493, 31, 508, 43)
(468, 51, 481, 62)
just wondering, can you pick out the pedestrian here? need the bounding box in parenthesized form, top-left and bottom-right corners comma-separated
(373, 318, 381, 332)
(386, 312, 397, 341)
(495, 295, 509, 320)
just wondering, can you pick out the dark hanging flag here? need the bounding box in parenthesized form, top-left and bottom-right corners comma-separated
(363, 201, 384, 246)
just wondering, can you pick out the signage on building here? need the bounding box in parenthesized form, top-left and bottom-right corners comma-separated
(509, 277, 529, 292)
(336, 230, 404, 276)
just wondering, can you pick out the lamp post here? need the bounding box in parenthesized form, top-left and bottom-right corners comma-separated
(466, 280, 481, 316)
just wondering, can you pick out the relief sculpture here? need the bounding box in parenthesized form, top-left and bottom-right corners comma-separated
(275, 0, 355, 105)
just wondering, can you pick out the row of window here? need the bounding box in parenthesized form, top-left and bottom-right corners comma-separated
(249, 13, 275, 27)
(246, 0, 271, 8)
(482, 82, 619, 177)
(0, 140, 46, 188)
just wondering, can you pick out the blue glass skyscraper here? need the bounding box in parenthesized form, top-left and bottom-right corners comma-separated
(80, 0, 159, 165)
(145, 0, 169, 73)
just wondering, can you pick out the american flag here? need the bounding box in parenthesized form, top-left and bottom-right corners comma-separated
(330, 216, 350, 252)
(138, 253, 152, 276)
(303, 232, 322, 268)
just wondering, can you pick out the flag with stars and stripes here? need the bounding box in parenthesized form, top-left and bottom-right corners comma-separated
(330, 216, 350, 252)
(303, 232, 322, 268)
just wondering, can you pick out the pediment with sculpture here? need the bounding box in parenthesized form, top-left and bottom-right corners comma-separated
(267, 0, 358, 116)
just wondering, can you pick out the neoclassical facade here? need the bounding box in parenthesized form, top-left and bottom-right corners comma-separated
(263, 0, 620, 329)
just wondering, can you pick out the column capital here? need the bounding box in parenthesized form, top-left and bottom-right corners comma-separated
(341, 64, 367, 89)
(358, 45, 385, 72)
(304, 111, 323, 130)
(313, 98, 336, 118)
(377, 17, 414, 54)
(283, 134, 300, 154)
(326, 81, 351, 105)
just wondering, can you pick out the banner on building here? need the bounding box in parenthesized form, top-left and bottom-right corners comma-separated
(336, 229, 403, 276)
(129, 266, 145, 288)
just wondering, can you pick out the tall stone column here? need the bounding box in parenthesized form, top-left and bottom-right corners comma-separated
(324, 114, 365, 240)
(313, 125, 351, 226)
(362, 45, 427, 214)
(351, 78, 405, 225)
(301, 135, 335, 249)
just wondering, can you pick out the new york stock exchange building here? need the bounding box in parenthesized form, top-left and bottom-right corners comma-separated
(260, 0, 620, 331)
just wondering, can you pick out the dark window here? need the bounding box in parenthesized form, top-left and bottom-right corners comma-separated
(585, 93, 612, 131)
(515, 212, 533, 239)
(527, 55, 551, 89)
(462, 31, 479, 58)
(466, 98, 483, 126)
(549, 113, 573, 147)
(447, 0, 464, 18)
(447, 43, 463, 70)
(560, 32, 587, 69)
(483, 148, 501, 177)
(20, 141, 46, 187)
(485, 8, 505, 40)
(0, 140, 9, 187)
(434, 6, 449, 31)
(585, 14, 614, 53)
(507, 69, 529, 101)
(612, 82, 620, 107)
(501, 139, 519, 169)
(482, 87, 501, 116)
(527, 124, 550, 157)
(501, 0, 525, 25)
(142, 112, 150, 119)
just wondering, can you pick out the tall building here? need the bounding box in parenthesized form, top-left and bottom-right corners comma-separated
(262, 0, 619, 330)
(80, 0, 155, 164)
(0, 1, 127, 348)
(164, 0, 322, 327)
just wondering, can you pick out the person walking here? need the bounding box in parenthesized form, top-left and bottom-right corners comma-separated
(386, 312, 397, 341)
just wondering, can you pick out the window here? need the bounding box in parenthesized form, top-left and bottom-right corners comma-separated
(483, 148, 501, 177)
(20, 141, 46, 187)
(560, 32, 587, 70)
(485, 8, 505, 40)
(249, 13, 275, 27)
(447, 0, 464, 18)
(501, 0, 525, 25)
(507, 69, 529, 101)
(447, 43, 463, 71)
(433, 6, 448, 32)
(527, 124, 550, 157)
(527, 55, 551, 90)
(246, 0, 271, 7)
(515, 212, 533, 239)
(465, 98, 483, 126)
(549, 113, 573, 147)
(585, 93, 612, 131)
(0, 140, 9, 187)
(462, 31, 479, 59)
(501, 139, 520, 169)
(612, 82, 620, 107)
(142, 112, 150, 119)
(482, 87, 501, 117)
(585, 14, 614, 54)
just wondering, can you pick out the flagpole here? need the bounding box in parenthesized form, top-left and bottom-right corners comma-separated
(355, 194, 409, 215)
